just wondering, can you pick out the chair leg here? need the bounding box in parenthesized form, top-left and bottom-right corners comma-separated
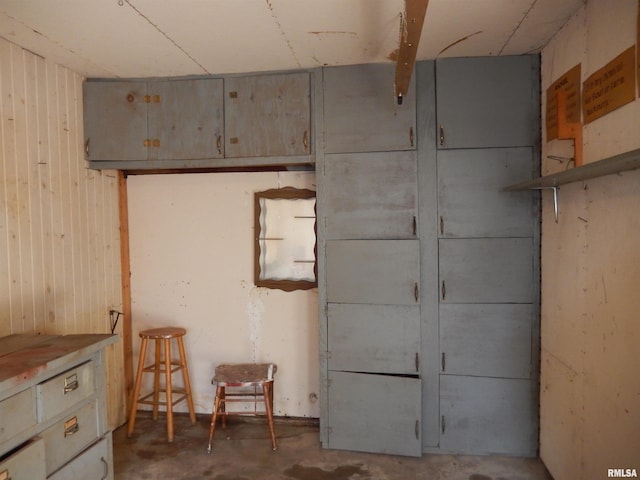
(164, 338, 174, 442)
(177, 336, 196, 425)
(127, 337, 148, 437)
(207, 385, 224, 453)
(220, 386, 227, 429)
(263, 381, 277, 450)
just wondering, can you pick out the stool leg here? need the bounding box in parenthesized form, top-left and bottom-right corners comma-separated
(220, 386, 226, 428)
(152, 339, 161, 420)
(177, 336, 196, 425)
(164, 338, 174, 442)
(127, 337, 148, 437)
(207, 384, 224, 453)
(263, 381, 277, 450)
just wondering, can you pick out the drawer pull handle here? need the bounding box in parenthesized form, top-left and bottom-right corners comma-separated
(0, 469, 11, 480)
(100, 456, 109, 480)
(64, 373, 79, 393)
(64, 416, 79, 437)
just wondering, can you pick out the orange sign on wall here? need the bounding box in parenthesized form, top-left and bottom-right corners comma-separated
(582, 46, 636, 124)
(546, 64, 581, 141)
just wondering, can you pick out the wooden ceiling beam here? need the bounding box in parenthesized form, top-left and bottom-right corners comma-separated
(394, 0, 429, 105)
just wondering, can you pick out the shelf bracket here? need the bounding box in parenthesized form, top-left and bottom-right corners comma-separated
(532, 186, 559, 223)
(556, 89, 583, 167)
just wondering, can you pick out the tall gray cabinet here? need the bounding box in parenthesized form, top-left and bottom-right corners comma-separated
(317, 55, 540, 457)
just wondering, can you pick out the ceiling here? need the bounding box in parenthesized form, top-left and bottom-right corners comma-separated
(0, 0, 584, 79)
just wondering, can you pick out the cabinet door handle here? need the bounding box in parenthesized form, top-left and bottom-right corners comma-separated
(412, 216, 417, 236)
(439, 216, 444, 235)
(409, 126, 414, 147)
(100, 457, 109, 480)
(415, 352, 420, 372)
(441, 280, 446, 300)
(303, 130, 309, 150)
(85, 138, 90, 157)
(441, 352, 446, 372)
(216, 135, 222, 155)
(439, 125, 445, 146)
(414, 283, 419, 302)
(415, 419, 420, 439)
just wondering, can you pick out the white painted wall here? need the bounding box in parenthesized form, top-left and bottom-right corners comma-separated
(127, 170, 320, 418)
(540, 1, 640, 478)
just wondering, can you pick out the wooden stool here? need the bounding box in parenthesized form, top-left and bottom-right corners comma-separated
(127, 327, 196, 442)
(207, 363, 277, 452)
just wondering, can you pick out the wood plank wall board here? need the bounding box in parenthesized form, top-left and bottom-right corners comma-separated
(0, 37, 126, 428)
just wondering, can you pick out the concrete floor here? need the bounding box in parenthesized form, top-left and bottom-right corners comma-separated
(114, 412, 552, 480)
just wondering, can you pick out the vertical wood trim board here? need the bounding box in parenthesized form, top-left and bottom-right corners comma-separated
(0, 37, 125, 428)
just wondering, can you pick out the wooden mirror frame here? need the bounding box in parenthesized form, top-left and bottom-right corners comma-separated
(254, 187, 317, 292)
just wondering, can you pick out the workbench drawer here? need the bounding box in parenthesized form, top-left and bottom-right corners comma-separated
(42, 401, 99, 476)
(49, 432, 113, 480)
(37, 361, 95, 422)
(0, 388, 36, 445)
(0, 437, 46, 480)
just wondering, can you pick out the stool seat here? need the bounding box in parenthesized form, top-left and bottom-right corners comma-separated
(139, 327, 186, 339)
(207, 362, 278, 452)
(214, 363, 276, 384)
(127, 326, 196, 442)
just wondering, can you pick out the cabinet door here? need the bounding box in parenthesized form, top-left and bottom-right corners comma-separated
(439, 238, 534, 304)
(438, 147, 534, 238)
(436, 55, 536, 149)
(440, 303, 532, 379)
(440, 376, 535, 456)
(150, 79, 224, 160)
(326, 240, 420, 305)
(323, 64, 416, 153)
(83, 81, 148, 161)
(323, 151, 417, 239)
(327, 371, 421, 457)
(224, 72, 311, 158)
(328, 303, 420, 375)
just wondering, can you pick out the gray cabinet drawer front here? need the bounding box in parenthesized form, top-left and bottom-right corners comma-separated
(42, 401, 99, 476)
(0, 389, 35, 445)
(49, 432, 113, 480)
(37, 361, 95, 422)
(0, 437, 46, 480)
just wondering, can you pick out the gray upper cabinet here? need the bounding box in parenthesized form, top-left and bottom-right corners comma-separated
(224, 72, 311, 158)
(84, 81, 148, 162)
(84, 78, 224, 162)
(436, 55, 536, 149)
(323, 64, 416, 153)
(323, 151, 418, 239)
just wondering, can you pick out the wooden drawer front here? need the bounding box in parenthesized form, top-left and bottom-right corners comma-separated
(0, 437, 46, 480)
(0, 388, 36, 444)
(37, 361, 95, 422)
(49, 432, 113, 480)
(42, 401, 99, 476)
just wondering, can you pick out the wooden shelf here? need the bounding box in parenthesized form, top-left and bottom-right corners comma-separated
(504, 147, 640, 191)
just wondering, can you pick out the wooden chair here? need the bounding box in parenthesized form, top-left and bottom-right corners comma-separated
(207, 363, 277, 452)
